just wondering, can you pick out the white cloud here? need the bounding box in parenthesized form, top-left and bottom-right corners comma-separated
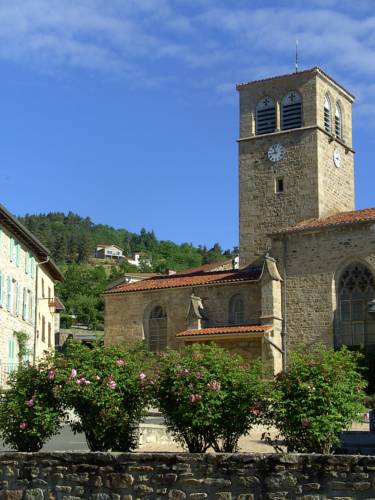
(0, 0, 374, 118)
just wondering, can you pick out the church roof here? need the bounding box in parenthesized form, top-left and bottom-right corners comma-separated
(273, 207, 375, 236)
(105, 266, 262, 294)
(176, 325, 272, 338)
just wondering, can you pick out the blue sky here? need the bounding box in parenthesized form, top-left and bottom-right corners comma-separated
(1, 0, 374, 251)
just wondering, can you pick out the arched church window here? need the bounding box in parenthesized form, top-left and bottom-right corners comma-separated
(148, 305, 167, 353)
(281, 91, 302, 130)
(256, 97, 276, 135)
(229, 295, 244, 325)
(335, 102, 342, 139)
(324, 95, 331, 133)
(336, 263, 375, 347)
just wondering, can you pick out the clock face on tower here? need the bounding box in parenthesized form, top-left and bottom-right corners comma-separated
(333, 149, 341, 168)
(268, 143, 285, 162)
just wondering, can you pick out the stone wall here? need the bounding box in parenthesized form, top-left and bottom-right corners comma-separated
(2, 452, 375, 499)
(104, 282, 261, 350)
(271, 222, 375, 352)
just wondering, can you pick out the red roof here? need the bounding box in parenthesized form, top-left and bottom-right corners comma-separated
(273, 208, 375, 235)
(105, 266, 262, 294)
(176, 325, 272, 338)
(175, 259, 235, 275)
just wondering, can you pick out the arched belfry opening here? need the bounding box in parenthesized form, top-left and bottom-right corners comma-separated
(335, 262, 375, 348)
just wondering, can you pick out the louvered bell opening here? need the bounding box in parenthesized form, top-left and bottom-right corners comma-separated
(256, 108, 276, 134)
(281, 102, 302, 130)
(335, 117, 342, 139)
(324, 108, 331, 133)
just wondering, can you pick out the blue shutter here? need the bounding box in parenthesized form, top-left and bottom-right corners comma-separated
(16, 243, 20, 267)
(16, 282, 20, 316)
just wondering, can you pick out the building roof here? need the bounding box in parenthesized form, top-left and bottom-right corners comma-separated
(96, 243, 124, 252)
(105, 266, 262, 294)
(236, 66, 355, 100)
(176, 325, 272, 338)
(175, 259, 236, 275)
(272, 208, 375, 236)
(0, 203, 64, 281)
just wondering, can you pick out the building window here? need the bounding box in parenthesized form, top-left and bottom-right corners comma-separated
(336, 263, 375, 347)
(48, 322, 52, 347)
(148, 306, 167, 353)
(41, 278, 45, 298)
(276, 178, 284, 193)
(256, 97, 276, 135)
(281, 91, 302, 130)
(335, 102, 342, 139)
(324, 95, 331, 133)
(229, 294, 244, 325)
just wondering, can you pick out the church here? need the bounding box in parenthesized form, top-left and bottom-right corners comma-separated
(104, 67, 375, 375)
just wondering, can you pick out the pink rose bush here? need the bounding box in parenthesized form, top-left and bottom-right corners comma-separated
(0, 363, 63, 452)
(153, 343, 266, 452)
(51, 341, 153, 451)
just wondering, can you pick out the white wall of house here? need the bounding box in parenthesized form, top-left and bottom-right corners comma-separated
(0, 224, 57, 376)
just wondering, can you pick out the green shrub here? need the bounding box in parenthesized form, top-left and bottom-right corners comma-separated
(53, 341, 153, 451)
(153, 343, 266, 452)
(0, 364, 63, 452)
(266, 345, 366, 453)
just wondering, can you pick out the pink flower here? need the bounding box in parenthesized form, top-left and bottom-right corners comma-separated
(108, 377, 117, 390)
(76, 377, 90, 386)
(25, 398, 34, 407)
(116, 358, 125, 366)
(47, 369, 55, 381)
(70, 368, 77, 379)
(195, 371, 202, 380)
(207, 380, 221, 391)
(188, 393, 202, 403)
(139, 372, 147, 381)
(247, 405, 260, 415)
(19, 421, 28, 430)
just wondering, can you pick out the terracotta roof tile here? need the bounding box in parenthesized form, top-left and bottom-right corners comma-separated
(105, 266, 262, 294)
(272, 208, 375, 236)
(176, 325, 272, 338)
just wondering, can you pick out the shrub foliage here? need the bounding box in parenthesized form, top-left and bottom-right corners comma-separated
(154, 343, 266, 452)
(0, 363, 63, 452)
(265, 345, 366, 453)
(52, 341, 153, 451)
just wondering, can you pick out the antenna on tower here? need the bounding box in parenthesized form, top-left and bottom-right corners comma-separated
(295, 39, 299, 73)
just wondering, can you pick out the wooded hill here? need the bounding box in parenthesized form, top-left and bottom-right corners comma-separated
(19, 212, 235, 272)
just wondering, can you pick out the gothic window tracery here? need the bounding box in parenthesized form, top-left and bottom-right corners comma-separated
(256, 97, 276, 135)
(336, 263, 375, 347)
(281, 91, 302, 130)
(229, 294, 245, 325)
(148, 305, 167, 353)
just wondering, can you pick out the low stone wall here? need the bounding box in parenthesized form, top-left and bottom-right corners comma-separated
(1, 452, 375, 499)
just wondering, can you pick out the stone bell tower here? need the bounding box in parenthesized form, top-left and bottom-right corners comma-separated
(237, 67, 355, 266)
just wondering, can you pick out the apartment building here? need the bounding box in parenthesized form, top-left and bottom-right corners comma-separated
(0, 204, 63, 377)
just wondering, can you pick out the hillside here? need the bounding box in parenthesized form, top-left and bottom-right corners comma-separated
(19, 212, 237, 329)
(19, 212, 235, 271)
